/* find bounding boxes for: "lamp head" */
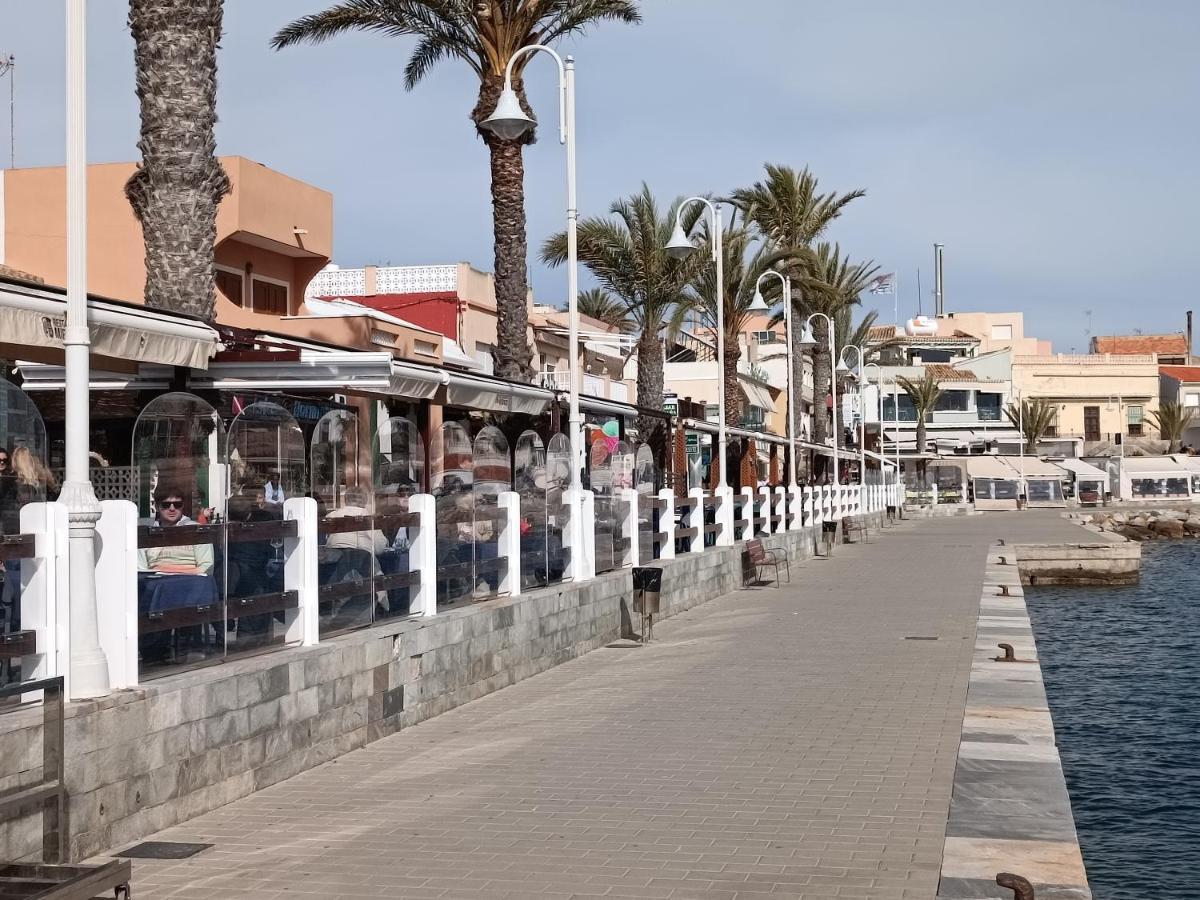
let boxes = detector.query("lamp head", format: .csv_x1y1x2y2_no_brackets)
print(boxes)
835,358,853,379
481,85,536,140
665,220,695,259
796,323,818,350
748,289,770,313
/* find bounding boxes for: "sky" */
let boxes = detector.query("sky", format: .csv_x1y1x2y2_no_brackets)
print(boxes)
2,0,1198,353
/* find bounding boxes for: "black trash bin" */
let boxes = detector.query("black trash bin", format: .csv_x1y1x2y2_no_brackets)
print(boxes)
632,566,663,642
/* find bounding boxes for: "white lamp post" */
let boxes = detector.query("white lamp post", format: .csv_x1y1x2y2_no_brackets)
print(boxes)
63,0,109,699
839,346,867,484
862,362,890,489
796,314,838,482
666,198,734,545
750,271,797,489
482,45,587,575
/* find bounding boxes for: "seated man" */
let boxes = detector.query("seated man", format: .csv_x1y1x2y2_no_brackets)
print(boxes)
138,486,214,575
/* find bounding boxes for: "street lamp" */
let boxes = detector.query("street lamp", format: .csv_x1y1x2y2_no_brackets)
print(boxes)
796,314,839,482
861,362,894,497
665,197,734,545
750,271,797,494
482,45,588,576
840,346,867,485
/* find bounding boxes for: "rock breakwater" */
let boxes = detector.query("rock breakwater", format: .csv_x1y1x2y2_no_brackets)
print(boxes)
1089,508,1200,541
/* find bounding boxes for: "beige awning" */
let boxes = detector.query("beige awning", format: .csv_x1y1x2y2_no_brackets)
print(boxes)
446,372,553,415
0,280,219,369
740,380,774,410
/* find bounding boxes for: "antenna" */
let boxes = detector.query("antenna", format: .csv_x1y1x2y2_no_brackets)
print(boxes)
0,55,12,168
916,269,922,316
1084,308,1093,351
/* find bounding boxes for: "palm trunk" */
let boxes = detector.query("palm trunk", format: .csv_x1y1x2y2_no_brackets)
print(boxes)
812,334,831,477
915,416,927,486
635,329,665,444
723,345,741,426
125,0,230,323
473,75,534,382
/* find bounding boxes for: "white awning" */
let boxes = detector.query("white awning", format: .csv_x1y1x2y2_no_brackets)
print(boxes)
740,381,774,410
202,350,445,400
966,456,1018,479
569,394,637,418
1056,458,1107,479
1120,456,1191,475
445,372,553,415
0,279,219,369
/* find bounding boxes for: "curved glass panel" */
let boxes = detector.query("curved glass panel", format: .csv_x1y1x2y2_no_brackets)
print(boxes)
311,409,376,634
472,426,510,600
515,431,548,590
0,381,50,688
590,432,618,574
226,401,305,654
372,417,425,620
545,433,570,581
132,392,226,675
634,444,657,562
432,422,474,609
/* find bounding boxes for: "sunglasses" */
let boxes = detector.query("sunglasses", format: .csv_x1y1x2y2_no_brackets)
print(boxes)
159,500,184,509
0,458,8,465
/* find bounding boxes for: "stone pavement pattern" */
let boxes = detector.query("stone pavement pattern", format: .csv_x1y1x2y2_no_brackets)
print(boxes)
120,512,1094,899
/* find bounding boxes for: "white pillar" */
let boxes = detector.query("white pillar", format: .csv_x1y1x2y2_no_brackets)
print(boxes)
95,500,137,689
18,502,69,691
757,485,772,534
404,494,437,618
656,488,675,560
774,486,787,532
739,485,755,540
283,496,321,641
62,0,109,699
620,487,639,567
686,487,704,554
497,491,521,596
714,484,734,546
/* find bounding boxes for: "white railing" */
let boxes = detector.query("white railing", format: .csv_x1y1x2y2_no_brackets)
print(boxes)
610,382,630,404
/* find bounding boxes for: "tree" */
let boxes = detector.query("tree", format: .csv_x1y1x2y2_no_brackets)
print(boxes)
1005,397,1057,452
125,0,230,323
575,287,634,333
542,186,703,441
273,1,641,381
896,373,943,485
731,165,866,464
1148,400,1196,453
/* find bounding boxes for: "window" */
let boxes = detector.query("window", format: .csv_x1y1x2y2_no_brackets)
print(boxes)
976,392,1002,422
475,342,495,375
704,404,719,423
934,390,969,412
883,394,917,422
990,324,1013,340
252,278,289,315
751,330,777,343
1127,404,1144,437
1045,406,1059,438
216,268,244,306
1186,393,1200,408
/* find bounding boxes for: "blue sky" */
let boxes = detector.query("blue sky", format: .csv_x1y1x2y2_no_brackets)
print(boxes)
3,0,1198,352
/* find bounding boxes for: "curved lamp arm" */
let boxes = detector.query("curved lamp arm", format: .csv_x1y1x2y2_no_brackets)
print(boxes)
501,44,567,144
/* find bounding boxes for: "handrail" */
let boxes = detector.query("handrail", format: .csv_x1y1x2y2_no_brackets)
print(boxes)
0,676,65,863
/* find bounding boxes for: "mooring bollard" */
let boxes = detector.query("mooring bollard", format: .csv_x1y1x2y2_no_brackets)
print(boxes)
997,555,1008,565
997,584,1011,597
994,643,1017,662
997,872,1035,899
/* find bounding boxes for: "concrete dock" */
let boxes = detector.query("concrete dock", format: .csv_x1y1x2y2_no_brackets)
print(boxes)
114,512,1103,899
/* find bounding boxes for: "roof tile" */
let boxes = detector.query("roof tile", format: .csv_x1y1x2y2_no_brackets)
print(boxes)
1092,333,1188,356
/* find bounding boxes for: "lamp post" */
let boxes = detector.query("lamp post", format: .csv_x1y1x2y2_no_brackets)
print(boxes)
839,346,867,485
482,45,587,576
750,271,797,490
1012,386,1027,509
796,314,838,482
666,198,734,545
862,362,888,487
63,0,109,699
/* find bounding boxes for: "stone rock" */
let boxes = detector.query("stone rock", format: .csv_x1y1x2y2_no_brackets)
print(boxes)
1130,515,1148,527
1152,518,1186,538
1185,517,1200,534
1118,524,1155,542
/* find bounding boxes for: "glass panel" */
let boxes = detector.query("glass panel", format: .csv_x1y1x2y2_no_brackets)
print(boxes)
433,422,474,610
312,410,375,635
373,417,425,620
611,441,634,561
545,434,570,581
132,392,225,676
472,426,510,601
590,431,618,574
226,401,305,655
635,444,657,562
0,381,50,689
515,431,549,590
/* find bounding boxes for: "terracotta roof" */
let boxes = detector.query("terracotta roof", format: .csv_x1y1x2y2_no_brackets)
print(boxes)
1159,365,1200,383
1091,333,1188,356
926,364,979,381
867,325,899,343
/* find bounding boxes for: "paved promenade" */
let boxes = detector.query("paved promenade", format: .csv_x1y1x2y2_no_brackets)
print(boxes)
122,512,1096,899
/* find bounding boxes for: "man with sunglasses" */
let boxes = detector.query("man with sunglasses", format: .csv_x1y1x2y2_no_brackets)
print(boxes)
138,486,214,575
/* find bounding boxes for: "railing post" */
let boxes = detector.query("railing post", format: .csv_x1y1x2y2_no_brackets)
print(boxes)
95,500,137,690
774,486,786,532
403,493,437,618
283,496,321,642
714,484,734,547
656,488,675,560
757,485,772,535
497,491,521,596
686,487,704,554
803,486,814,529
739,485,754,539
580,490,597,579
18,502,69,694
787,486,801,531
620,487,639,567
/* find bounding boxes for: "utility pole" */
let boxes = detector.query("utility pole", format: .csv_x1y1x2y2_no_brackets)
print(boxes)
0,55,13,168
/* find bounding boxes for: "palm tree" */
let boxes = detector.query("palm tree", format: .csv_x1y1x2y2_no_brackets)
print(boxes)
1149,400,1196,453
542,186,703,440
1005,398,1058,452
272,1,641,381
575,287,634,333
896,373,943,485
731,165,866,462
125,0,230,323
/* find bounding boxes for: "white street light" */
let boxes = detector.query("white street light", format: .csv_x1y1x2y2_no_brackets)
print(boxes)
796,322,818,351
840,345,867,486
666,197,734,545
482,45,588,577
805,313,838,482
752,271,796,495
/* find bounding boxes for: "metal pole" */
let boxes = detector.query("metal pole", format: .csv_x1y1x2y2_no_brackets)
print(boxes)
564,56,584,536
829,319,839,482
1017,389,1026,508
64,0,109,699
784,276,797,488
714,207,728,495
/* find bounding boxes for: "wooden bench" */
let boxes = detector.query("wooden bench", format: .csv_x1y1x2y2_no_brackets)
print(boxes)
742,539,790,587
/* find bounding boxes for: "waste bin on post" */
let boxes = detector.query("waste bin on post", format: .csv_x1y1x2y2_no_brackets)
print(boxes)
631,566,663,643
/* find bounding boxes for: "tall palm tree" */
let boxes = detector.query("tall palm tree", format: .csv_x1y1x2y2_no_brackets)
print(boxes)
126,0,230,323
575,287,634,333
273,1,641,381
896,373,942,485
1005,398,1058,452
542,186,703,440
1149,400,1196,453
731,165,866,462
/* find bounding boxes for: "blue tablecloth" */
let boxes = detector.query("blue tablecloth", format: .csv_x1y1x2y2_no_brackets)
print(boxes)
138,571,220,614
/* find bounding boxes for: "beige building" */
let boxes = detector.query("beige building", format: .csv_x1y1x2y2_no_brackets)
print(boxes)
1012,353,1161,445
933,310,1051,356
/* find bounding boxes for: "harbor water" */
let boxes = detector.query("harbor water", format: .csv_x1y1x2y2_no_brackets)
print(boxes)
1027,541,1200,900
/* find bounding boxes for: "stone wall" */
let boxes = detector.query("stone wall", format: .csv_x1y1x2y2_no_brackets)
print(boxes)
1,520,854,863
1014,541,1141,586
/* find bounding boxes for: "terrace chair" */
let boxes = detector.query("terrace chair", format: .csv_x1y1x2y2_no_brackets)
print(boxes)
742,539,790,587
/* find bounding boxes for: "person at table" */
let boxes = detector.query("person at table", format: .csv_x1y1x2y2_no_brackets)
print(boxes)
262,469,285,512
324,486,389,610
138,486,214,575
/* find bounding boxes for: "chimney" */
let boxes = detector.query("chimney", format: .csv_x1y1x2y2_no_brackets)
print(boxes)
1188,310,1194,365
934,244,945,317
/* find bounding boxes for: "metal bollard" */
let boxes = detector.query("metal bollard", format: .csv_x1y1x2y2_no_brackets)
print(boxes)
998,584,1011,597
996,872,1035,899
994,643,1017,662
997,555,1008,565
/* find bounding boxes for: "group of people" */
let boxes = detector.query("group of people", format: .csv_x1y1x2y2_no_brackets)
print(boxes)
1,446,57,641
